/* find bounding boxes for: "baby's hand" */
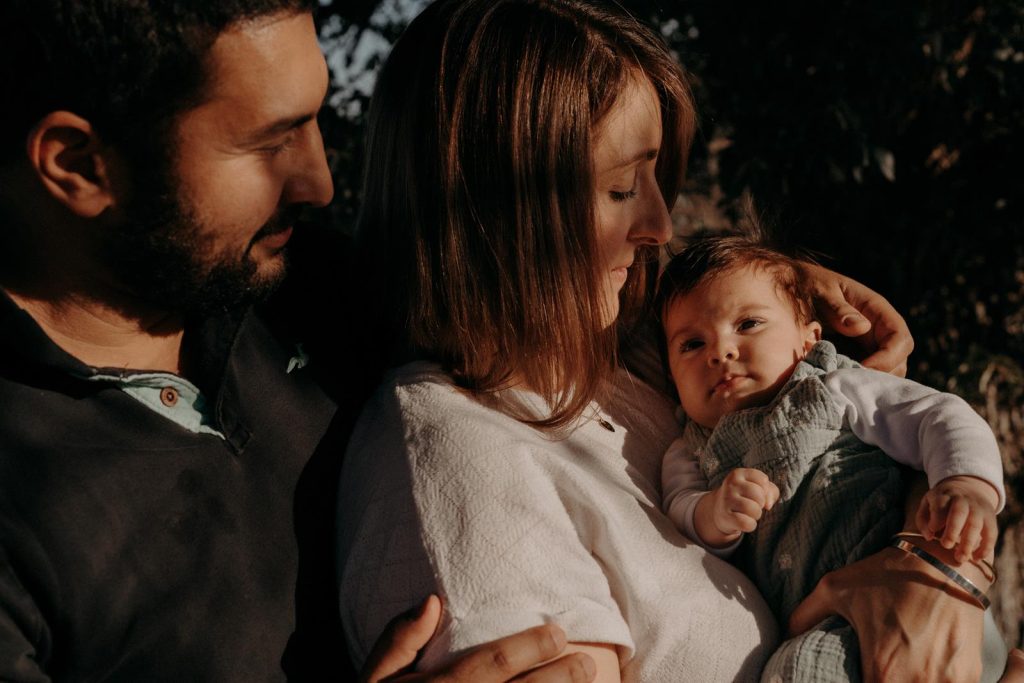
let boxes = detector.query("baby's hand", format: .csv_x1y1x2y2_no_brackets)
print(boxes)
710,468,780,539
916,475,999,563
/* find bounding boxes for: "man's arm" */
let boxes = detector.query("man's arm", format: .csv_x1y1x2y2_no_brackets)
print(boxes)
0,547,52,683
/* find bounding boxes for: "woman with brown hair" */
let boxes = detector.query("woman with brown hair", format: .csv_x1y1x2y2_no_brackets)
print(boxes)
337,1,988,680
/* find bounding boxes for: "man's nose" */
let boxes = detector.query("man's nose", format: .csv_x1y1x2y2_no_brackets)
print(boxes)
284,122,335,208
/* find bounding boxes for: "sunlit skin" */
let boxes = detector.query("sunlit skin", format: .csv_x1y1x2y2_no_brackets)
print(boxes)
169,11,334,287
663,264,821,430
592,74,673,324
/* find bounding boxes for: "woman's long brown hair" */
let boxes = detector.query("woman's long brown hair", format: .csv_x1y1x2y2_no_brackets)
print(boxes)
353,0,696,429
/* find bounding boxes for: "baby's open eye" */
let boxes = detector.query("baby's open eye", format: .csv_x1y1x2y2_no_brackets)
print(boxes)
679,339,704,353
738,318,764,331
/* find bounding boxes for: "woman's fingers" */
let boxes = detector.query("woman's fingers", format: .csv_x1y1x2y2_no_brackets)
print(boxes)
362,595,443,682
512,653,596,683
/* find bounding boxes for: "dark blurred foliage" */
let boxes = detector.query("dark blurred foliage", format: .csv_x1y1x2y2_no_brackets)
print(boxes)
311,0,1023,642
639,1,1023,402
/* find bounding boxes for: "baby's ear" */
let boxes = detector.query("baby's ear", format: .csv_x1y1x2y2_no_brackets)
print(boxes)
803,321,822,353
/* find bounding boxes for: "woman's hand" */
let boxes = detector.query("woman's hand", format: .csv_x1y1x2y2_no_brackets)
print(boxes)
360,595,597,683
804,263,914,376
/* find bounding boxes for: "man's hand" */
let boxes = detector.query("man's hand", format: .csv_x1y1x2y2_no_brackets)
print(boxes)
804,263,914,376
789,476,993,683
695,468,779,547
360,595,597,683
788,545,988,683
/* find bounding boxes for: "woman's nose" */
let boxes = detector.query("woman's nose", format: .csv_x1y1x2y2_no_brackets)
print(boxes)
629,182,673,247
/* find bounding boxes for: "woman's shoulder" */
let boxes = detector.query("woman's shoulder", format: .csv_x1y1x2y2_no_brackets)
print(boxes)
367,361,534,434
347,362,550,471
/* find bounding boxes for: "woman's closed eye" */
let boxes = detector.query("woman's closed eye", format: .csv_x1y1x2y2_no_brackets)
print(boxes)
609,187,638,202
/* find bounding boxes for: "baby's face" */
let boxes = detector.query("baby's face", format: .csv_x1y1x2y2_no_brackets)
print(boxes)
662,264,821,428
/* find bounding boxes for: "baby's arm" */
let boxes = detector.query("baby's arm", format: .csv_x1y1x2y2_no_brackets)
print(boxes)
693,468,780,548
662,437,778,550
823,368,1004,563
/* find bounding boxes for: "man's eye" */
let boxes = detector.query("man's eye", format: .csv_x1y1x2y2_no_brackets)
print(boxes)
738,319,763,331
260,135,295,157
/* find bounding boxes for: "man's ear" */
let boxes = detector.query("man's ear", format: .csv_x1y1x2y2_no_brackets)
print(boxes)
25,111,117,218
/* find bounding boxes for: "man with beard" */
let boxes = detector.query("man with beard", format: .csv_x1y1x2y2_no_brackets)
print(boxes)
0,1,593,681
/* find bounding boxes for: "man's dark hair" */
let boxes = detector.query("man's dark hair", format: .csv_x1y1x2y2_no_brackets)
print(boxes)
0,0,317,162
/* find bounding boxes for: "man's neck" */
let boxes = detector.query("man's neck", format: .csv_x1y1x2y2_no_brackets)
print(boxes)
5,288,187,374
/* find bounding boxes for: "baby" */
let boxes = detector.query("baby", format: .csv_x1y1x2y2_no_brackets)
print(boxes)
656,232,1007,682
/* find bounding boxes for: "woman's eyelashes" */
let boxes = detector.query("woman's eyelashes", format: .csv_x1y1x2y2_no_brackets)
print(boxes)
608,169,639,202
609,187,637,202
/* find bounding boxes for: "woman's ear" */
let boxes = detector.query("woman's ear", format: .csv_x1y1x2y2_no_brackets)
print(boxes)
25,111,117,218
803,320,823,354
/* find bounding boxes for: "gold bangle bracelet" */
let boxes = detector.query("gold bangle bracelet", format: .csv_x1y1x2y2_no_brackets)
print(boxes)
892,531,997,582
891,538,991,609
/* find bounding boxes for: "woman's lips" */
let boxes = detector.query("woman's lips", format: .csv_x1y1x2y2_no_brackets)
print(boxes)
611,264,632,286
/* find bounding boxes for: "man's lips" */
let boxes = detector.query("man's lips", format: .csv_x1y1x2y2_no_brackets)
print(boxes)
256,225,293,251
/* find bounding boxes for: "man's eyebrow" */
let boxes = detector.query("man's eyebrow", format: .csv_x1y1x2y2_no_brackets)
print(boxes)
244,113,316,144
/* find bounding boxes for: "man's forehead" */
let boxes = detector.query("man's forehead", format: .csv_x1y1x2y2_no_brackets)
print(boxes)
195,12,326,128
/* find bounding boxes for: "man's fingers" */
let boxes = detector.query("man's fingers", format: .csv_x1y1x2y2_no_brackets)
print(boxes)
999,648,1024,683
446,624,569,682
816,286,872,339
860,349,909,377
788,574,841,637
513,652,596,683
362,595,443,682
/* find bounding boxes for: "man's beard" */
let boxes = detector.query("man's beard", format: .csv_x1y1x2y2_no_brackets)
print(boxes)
100,161,296,318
